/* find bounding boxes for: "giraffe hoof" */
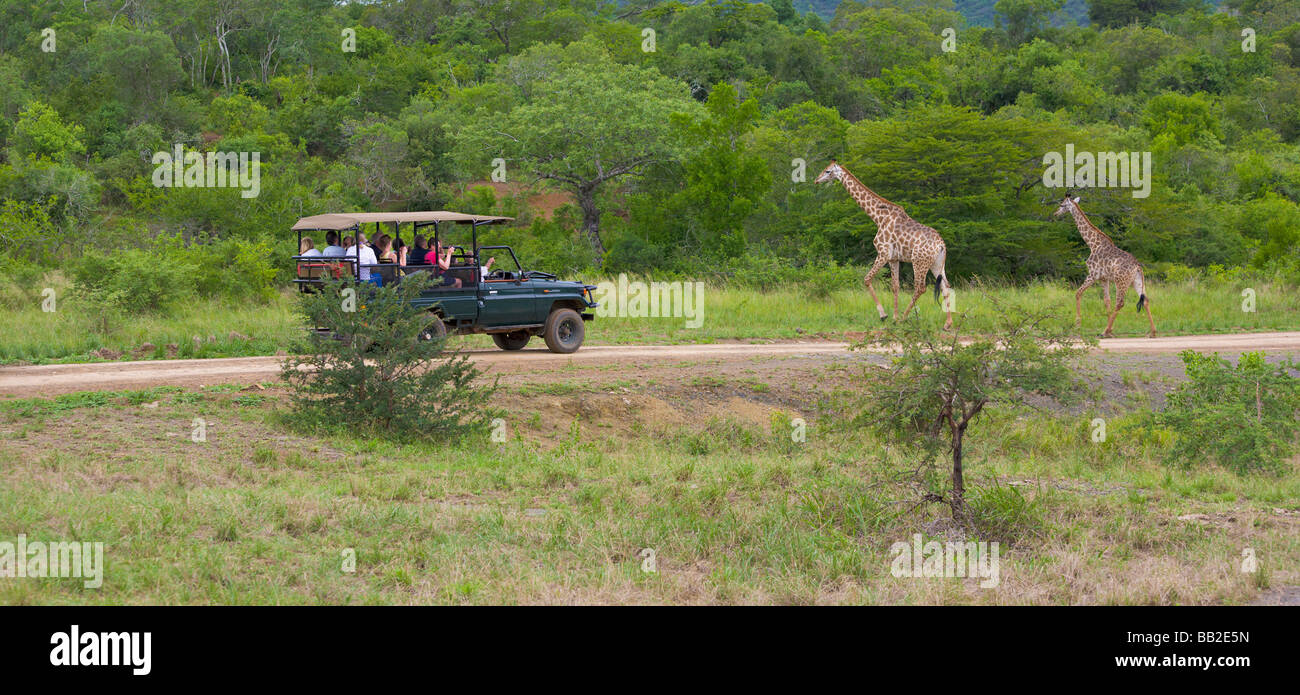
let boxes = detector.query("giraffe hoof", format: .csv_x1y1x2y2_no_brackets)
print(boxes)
1148,332,1157,339
1100,331,1114,339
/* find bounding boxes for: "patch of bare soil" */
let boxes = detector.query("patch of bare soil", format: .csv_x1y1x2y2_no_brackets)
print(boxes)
1251,586,1300,605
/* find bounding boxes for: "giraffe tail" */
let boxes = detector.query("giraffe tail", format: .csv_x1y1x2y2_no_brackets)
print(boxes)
1135,270,1146,312
933,273,945,304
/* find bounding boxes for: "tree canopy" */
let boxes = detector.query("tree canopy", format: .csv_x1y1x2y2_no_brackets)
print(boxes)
0,0,1296,281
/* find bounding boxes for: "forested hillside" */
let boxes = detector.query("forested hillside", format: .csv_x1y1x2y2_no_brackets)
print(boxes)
794,0,1221,26
1,0,1299,301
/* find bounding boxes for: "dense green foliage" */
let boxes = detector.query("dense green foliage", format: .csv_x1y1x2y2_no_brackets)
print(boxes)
281,275,496,439
1157,350,1300,474
1,0,1298,307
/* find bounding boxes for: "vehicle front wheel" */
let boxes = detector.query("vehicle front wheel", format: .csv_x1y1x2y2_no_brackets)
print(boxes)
542,308,584,354
492,331,530,351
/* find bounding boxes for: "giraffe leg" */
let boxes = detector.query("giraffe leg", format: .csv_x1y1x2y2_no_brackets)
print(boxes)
900,265,927,321
933,254,953,331
1100,282,1112,315
863,256,889,322
1103,288,1126,338
889,261,900,320
1134,274,1155,338
1074,276,1097,331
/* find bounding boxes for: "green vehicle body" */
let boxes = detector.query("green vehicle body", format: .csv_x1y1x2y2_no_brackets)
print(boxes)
407,255,598,349
292,211,598,353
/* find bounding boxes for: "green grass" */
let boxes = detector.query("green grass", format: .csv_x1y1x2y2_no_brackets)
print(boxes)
0,385,1295,605
589,276,1300,343
2,275,1296,363
0,291,301,363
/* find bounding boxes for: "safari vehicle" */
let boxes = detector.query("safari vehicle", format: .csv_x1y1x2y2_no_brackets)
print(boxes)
291,211,597,353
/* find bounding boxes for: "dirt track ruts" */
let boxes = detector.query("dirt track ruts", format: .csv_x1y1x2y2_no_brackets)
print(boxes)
2,332,1298,397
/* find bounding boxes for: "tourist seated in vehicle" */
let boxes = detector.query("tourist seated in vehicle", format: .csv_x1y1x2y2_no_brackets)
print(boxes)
406,235,430,265
321,231,344,257
376,235,397,263
480,256,495,281
299,237,322,257
430,241,462,288
353,232,381,286
375,235,402,285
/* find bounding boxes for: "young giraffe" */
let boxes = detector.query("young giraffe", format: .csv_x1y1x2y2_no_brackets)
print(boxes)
814,161,953,330
1054,195,1157,338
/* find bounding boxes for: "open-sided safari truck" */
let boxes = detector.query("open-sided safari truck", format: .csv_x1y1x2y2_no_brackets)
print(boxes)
291,211,597,353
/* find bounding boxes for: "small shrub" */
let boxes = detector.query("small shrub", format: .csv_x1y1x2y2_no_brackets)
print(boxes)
280,274,497,440
1157,351,1300,474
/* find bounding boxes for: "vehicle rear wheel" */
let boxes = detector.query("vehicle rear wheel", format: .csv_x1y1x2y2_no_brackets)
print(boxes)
418,316,448,342
492,331,530,351
543,308,584,354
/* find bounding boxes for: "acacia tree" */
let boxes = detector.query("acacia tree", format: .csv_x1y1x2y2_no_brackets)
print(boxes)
457,51,696,266
855,299,1093,521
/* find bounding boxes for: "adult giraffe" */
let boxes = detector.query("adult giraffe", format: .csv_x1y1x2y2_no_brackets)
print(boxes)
1054,194,1156,338
814,160,953,330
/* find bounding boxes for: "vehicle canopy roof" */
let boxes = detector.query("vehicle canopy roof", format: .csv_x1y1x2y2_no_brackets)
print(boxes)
292,211,514,231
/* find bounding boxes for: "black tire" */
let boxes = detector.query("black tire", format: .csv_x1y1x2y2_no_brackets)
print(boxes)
492,331,530,351
418,316,448,342
543,308,584,354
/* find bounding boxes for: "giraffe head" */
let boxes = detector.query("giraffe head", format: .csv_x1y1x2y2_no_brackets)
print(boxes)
1053,194,1081,218
813,160,845,184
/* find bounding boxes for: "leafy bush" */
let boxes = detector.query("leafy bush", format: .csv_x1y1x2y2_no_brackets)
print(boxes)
280,275,497,439
806,259,860,299
0,196,75,266
1157,351,1300,474
189,236,280,303
71,245,196,313
70,234,279,315
0,256,50,309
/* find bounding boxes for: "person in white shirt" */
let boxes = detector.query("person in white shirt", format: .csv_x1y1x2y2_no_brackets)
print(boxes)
353,232,379,284
479,256,495,281
321,231,345,257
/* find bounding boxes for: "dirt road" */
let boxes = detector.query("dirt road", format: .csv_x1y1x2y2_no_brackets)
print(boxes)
2,332,1298,397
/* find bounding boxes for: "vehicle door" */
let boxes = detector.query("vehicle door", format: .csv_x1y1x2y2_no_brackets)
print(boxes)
479,274,538,327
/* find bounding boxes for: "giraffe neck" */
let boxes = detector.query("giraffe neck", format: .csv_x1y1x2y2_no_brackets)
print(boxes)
1068,204,1113,253
837,169,898,228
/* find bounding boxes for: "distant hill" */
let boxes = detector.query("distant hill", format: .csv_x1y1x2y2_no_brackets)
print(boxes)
790,0,1223,27
788,0,1091,26
950,0,1092,26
